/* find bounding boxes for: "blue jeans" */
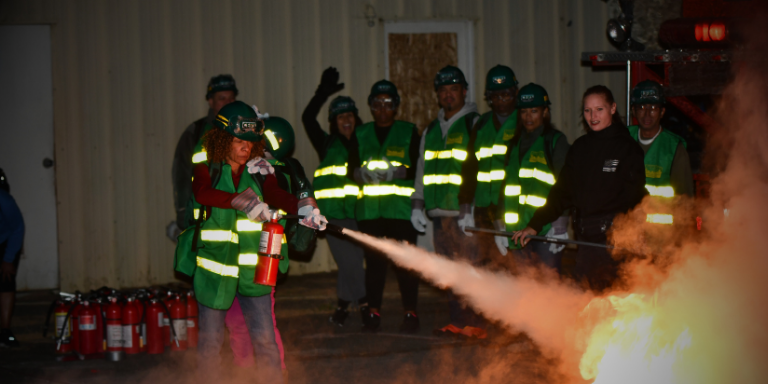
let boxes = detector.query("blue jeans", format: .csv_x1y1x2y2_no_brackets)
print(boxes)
433,216,486,329
197,291,284,384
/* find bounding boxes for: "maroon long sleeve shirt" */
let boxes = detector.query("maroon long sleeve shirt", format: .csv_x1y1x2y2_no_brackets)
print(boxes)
192,163,299,217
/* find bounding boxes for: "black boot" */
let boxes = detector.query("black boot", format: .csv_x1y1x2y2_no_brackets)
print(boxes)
399,313,420,334
360,306,380,333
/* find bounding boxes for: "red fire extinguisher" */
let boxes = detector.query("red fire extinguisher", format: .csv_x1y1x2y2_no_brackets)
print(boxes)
186,291,199,348
137,298,147,353
78,301,99,356
53,299,73,354
104,297,124,360
145,299,165,354
92,298,105,352
256,212,284,286
169,296,188,351
122,297,141,354
161,292,172,347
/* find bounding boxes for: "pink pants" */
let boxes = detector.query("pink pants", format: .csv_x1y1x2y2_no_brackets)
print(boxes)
225,294,286,369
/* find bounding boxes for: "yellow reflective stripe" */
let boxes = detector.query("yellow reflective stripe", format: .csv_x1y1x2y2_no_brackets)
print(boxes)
344,184,359,196
197,256,239,277
424,149,467,161
236,220,262,232
519,195,546,207
390,161,405,167
193,209,200,220
505,212,519,224
282,234,287,244
315,188,347,199
423,174,462,185
264,130,280,150
647,214,673,224
492,144,507,155
519,168,555,185
476,147,493,160
238,254,259,266
362,185,415,197
646,185,674,198
200,230,239,243
366,161,389,170
490,170,505,180
314,164,348,177
505,185,522,196
477,172,491,182
192,151,207,164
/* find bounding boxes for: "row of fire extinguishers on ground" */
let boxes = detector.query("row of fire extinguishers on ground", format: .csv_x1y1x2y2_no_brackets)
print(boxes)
42,287,198,361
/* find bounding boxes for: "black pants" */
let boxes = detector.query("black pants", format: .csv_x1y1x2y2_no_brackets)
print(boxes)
357,218,420,311
573,215,620,293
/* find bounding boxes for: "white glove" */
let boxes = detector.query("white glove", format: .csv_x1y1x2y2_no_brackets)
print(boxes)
361,157,381,185
231,188,271,222
166,221,181,243
546,227,568,253
411,209,427,232
246,157,274,175
376,156,396,182
457,204,474,237
495,236,509,256
298,206,328,230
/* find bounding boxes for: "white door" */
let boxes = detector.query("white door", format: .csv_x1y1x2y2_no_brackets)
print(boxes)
0,26,59,290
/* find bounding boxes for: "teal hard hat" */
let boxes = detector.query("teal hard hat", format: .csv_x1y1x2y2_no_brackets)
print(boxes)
206,74,238,100
516,83,551,108
631,80,665,105
434,65,468,90
368,80,401,107
263,116,295,160
485,65,519,92
328,96,358,120
214,101,264,142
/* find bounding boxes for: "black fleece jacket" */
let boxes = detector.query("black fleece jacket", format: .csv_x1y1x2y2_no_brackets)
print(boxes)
527,122,647,232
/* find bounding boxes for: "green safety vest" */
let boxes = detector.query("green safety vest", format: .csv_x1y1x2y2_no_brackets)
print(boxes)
313,137,358,220
503,131,562,249
355,121,416,221
190,163,289,310
473,111,518,207
628,126,686,225
423,113,479,211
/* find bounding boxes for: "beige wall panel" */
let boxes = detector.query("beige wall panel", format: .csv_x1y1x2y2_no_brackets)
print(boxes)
0,0,626,291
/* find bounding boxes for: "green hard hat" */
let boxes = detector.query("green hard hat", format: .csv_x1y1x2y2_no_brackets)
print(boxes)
214,101,263,142
263,116,295,160
206,74,238,99
328,96,358,120
434,65,468,90
516,83,551,108
631,80,665,105
368,80,401,107
485,65,519,91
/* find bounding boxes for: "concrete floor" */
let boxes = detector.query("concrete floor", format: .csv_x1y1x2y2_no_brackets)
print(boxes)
0,270,564,384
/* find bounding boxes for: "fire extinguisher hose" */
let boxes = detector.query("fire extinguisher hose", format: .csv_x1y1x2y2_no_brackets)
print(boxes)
159,299,180,348
56,301,80,348
465,227,632,252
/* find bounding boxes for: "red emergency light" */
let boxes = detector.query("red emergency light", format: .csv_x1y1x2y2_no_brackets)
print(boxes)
660,18,736,48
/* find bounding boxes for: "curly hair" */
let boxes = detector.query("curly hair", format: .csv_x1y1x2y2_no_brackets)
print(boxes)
202,128,265,164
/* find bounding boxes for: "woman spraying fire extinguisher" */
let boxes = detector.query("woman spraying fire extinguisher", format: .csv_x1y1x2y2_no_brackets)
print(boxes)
175,101,327,383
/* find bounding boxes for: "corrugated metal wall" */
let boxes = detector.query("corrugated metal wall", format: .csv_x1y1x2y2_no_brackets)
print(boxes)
0,0,625,291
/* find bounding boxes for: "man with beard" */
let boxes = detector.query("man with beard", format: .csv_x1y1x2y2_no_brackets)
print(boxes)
411,65,486,339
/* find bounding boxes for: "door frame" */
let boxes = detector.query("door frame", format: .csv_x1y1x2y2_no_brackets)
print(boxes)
383,20,475,102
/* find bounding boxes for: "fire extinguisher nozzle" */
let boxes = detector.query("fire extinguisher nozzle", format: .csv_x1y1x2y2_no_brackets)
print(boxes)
325,223,346,235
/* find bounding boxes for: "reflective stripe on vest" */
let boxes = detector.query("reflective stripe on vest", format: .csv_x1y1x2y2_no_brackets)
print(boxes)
518,168,555,185
424,174,462,185
477,170,505,182
505,212,519,224
646,185,674,198
505,186,545,208
424,149,468,161
362,185,415,197
476,144,507,160
237,220,262,232
200,230,239,243
314,164,348,177
197,256,239,277
315,185,359,199
192,151,207,164
238,253,259,266
647,214,673,225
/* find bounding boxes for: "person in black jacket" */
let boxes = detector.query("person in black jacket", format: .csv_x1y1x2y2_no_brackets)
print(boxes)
301,67,368,327
512,85,647,292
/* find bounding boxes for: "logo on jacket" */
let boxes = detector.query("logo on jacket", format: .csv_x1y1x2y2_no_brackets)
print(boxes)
603,159,619,172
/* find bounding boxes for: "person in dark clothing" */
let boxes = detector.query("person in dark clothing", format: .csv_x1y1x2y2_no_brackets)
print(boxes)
169,74,238,238
347,80,422,333
512,85,647,292
0,169,23,347
301,67,368,327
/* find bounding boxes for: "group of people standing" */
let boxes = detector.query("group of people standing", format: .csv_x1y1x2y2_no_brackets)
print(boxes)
169,63,694,381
